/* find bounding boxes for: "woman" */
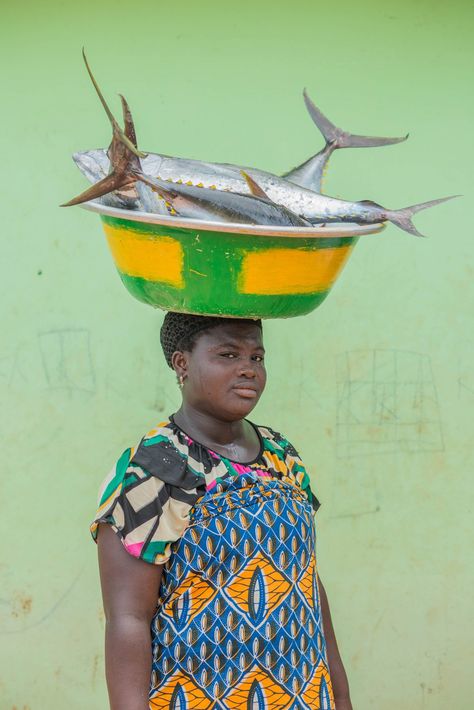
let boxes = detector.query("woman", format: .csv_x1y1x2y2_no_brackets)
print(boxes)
91,313,352,710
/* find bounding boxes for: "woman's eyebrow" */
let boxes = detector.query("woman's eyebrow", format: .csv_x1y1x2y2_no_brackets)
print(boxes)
213,340,265,351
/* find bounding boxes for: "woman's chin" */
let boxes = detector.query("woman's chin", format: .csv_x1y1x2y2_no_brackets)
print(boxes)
216,398,259,421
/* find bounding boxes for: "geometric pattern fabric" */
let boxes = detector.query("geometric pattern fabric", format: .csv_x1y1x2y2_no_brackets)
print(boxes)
149,475,335,709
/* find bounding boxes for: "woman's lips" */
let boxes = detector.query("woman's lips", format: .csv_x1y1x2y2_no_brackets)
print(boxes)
232,386,258,399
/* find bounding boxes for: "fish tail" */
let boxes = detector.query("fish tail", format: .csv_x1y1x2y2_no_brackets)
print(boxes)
386,195,460,237
303,89,408,148
82,48,119,130
82,48,146,158
61,172,130,207
119,94,138,148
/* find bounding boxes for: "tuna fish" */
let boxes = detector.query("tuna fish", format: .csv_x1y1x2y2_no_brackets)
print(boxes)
64,52,458,236
63,53,311,227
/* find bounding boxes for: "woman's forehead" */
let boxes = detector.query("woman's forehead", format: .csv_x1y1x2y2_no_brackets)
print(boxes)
201,321,264,346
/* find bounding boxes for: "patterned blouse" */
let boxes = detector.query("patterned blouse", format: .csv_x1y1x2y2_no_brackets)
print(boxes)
90,416,320,565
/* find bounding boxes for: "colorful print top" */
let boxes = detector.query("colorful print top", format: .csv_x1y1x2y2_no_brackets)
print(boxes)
90,417,320,565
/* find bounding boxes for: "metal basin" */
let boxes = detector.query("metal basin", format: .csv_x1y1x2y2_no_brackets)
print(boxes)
81,201,385,319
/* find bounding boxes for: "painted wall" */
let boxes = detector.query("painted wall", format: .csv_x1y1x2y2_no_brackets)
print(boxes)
1,0,472,707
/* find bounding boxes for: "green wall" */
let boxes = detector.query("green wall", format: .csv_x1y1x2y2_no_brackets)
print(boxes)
1,0,472,707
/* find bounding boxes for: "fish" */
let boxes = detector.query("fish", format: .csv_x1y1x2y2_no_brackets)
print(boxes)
282,89,408,192
63,54,312,227
135,180,169,215
70,67,409,209
73,89,408,199
73,146,457,237
133,152,457,237
137,171,314,227
66,53,458,236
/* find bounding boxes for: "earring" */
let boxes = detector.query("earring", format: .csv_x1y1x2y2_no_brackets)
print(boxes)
178,375,185,389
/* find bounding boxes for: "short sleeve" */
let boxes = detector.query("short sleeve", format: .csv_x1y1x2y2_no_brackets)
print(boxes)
267,428,321,515
90,439,200,565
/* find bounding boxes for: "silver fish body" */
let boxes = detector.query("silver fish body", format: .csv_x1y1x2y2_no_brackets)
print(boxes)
136,172,313,227
74,148,455,235
139,153,373,224
145,155,457,235
75,149,387,224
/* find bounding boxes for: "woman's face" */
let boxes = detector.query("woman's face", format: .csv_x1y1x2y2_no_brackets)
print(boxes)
173,321,266,421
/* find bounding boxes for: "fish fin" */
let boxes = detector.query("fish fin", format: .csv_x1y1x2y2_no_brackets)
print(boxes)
119,94,138,149
386,195,460,237
241,171,270,199
61,172,130,207
303,89,408,148
135,173,177,203
82,48,146,158
82,48,119,131
135,180,170,215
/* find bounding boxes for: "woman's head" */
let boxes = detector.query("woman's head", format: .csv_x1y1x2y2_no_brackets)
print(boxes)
160,313,266,421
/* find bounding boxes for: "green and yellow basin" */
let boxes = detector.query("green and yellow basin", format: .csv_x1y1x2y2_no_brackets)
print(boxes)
81,201,385,319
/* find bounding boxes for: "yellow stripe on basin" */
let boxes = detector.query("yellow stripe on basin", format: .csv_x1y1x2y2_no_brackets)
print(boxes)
240,245,353,295
103,223,184,287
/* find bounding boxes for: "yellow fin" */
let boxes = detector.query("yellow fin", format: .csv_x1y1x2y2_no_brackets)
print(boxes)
241,171,269,200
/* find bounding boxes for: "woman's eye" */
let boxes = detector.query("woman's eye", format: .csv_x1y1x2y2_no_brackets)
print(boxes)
218,352,264,361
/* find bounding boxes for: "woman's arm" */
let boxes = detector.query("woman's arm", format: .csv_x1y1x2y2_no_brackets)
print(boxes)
318,575,353,710
97,523,164,710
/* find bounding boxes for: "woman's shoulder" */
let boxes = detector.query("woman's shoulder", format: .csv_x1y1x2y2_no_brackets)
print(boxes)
256,422,320,514
127,418,204,488
254,422,302,461
96,418,203,502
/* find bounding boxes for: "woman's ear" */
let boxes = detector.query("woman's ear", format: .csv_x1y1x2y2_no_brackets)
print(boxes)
171,350,188,378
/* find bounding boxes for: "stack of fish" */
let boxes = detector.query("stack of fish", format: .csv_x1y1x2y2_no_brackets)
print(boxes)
63,51,456,237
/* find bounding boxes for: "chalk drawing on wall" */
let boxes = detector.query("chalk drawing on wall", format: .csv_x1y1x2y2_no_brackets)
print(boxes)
38,329,95,394
336,349,444,458
0,346,30,389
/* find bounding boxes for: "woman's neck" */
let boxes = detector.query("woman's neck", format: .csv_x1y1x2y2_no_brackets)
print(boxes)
173,403,247,447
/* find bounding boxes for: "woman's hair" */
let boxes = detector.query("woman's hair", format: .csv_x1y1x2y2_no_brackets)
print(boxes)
160,312,262,368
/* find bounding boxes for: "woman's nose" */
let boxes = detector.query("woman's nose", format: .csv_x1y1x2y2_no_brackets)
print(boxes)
238,360,257,377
